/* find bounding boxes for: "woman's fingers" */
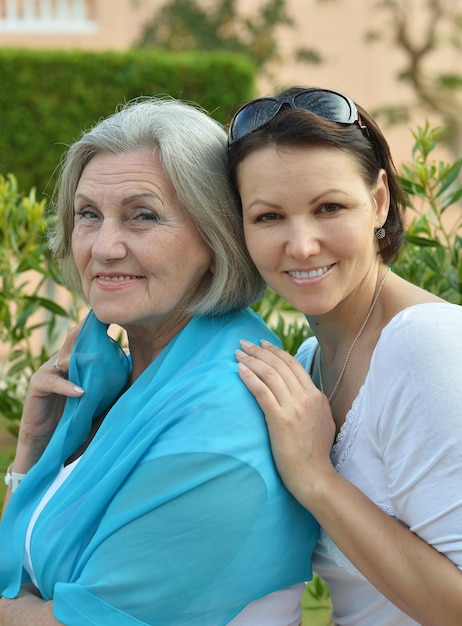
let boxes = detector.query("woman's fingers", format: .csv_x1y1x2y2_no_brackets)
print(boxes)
38,321,86,396
38,364,85,397
236,339,336,466
236,339,316,399
235,340,321,435
237,359,285,416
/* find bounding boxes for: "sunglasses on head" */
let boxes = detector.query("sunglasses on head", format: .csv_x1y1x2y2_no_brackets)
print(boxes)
228,88,368,146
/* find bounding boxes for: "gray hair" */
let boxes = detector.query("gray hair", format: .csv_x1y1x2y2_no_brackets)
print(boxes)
48,97,265,315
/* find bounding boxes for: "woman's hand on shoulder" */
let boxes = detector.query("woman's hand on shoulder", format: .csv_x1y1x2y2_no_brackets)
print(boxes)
236,340,336,506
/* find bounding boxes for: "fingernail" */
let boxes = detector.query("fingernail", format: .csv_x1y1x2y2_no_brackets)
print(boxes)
240,340,253,348
73,386,85,394
260,339,273,347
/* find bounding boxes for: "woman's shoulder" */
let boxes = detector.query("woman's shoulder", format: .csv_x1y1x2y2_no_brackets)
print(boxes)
372,301,462,384
295,335,318,370
381,301,462,343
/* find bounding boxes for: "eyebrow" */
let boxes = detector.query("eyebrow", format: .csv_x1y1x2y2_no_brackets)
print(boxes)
246,199,280,211
310,188,348,203
122,193,161,206
74,192,161,205
246,188,349,211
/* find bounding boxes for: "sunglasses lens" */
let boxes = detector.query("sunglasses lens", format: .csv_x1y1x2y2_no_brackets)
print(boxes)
229,90,360,145
293,91,356,124
230,99,281,143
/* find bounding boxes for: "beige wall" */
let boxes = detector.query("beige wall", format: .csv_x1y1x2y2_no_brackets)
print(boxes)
257,0,462,168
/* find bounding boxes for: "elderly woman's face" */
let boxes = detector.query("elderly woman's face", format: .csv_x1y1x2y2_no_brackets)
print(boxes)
72,150,214,336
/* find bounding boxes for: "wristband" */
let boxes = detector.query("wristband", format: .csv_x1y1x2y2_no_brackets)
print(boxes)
4,463,26,493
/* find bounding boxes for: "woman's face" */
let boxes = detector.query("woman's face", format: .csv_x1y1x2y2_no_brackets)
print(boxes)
236,144,389,317
72,150,214,337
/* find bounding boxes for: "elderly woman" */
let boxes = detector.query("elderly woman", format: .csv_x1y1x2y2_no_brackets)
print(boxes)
0,98,318,625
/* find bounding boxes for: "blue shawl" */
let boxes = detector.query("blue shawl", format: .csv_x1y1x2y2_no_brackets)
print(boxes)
0,309,318,625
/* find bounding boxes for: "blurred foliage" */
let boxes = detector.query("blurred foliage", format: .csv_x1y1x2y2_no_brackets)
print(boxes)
0,48,255,199
136,0,292,71
252,288,312,355
301,573,333,625
363,0,462,158
135,0,324,81
393,123,462,303
0,174,81,434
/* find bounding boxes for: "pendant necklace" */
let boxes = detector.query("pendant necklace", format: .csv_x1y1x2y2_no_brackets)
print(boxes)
318,267,390,404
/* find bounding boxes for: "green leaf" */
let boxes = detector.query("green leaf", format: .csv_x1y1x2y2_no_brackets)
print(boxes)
404,235,441,247
436,160,462,196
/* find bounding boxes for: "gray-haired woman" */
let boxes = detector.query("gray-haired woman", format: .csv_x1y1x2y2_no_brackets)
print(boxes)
0,97,319,626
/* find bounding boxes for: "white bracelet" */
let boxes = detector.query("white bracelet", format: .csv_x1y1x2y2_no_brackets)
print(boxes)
4,463,26,493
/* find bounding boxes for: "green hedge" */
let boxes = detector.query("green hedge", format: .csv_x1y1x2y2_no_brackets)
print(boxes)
0,48,256,197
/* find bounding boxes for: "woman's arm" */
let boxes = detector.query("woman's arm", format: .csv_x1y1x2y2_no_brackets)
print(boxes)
0,585,62,626
2,325,84,518
236,339,462,626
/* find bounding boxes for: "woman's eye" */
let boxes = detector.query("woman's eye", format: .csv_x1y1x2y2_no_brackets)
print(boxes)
255,212,282,223
132,210,161,223
74,208,99,222
318,203,341,214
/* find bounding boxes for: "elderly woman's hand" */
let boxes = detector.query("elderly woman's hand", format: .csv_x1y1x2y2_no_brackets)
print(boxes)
13,322,85,473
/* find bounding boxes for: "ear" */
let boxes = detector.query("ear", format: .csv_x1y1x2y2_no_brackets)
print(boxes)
372,169,390,228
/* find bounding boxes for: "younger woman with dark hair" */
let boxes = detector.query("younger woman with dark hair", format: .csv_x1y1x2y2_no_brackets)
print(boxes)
229,86,462,626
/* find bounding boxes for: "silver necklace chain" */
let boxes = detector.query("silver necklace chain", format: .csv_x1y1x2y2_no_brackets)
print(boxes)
319,267,390,404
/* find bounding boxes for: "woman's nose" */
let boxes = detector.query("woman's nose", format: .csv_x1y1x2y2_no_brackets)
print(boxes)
91,219,128,261
285,222,320,259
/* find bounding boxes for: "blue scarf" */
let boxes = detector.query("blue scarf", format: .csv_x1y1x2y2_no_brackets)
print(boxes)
0,309,318,625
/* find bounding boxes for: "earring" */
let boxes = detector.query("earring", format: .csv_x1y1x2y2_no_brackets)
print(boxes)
375,226,386,240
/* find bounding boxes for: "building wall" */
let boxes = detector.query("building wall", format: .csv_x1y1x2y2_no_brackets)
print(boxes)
0,0,457,165
0,0,156,49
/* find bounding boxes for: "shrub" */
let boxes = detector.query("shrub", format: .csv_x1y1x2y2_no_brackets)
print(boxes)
0,174,81,434
0,49,255,198
393,122,462,302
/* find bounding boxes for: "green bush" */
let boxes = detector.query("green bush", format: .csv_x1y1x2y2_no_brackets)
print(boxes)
0,174,81,433
393,122,462,302
0,48,255,198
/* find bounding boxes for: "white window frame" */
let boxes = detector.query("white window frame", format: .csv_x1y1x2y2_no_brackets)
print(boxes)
0,0,98,34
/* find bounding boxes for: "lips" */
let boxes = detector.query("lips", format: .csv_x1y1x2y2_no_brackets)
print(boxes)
288,265,330,280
